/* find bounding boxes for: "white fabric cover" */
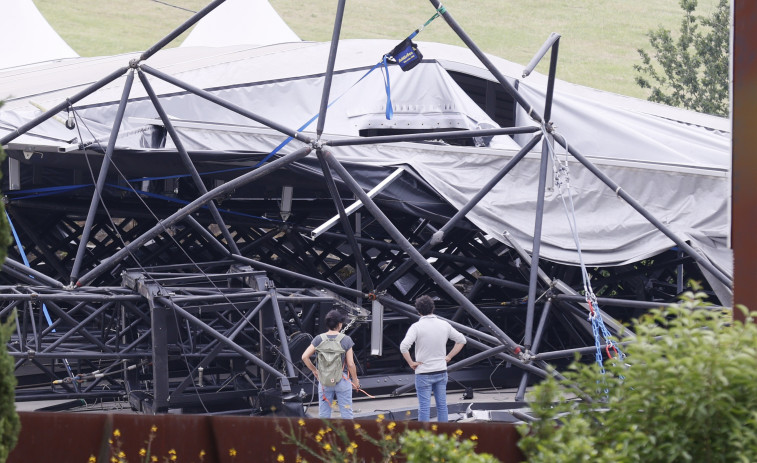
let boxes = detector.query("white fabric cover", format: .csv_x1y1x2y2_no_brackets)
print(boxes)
180,0,300,48
0,40,731,274
1,0,78,69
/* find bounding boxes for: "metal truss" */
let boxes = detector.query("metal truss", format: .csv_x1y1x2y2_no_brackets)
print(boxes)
0,0,730,413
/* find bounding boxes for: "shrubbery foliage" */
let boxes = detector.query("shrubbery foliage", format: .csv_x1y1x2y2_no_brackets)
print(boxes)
519,291,757,462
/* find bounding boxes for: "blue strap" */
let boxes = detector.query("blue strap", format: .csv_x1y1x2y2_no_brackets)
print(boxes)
382,55,393,120
256,60,386,166
6,211,55,329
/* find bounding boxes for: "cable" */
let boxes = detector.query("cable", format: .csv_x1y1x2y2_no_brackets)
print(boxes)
150,0,197,13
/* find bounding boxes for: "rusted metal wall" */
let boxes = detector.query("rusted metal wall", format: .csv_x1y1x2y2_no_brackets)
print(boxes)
733,0,757,320
9,412,524,463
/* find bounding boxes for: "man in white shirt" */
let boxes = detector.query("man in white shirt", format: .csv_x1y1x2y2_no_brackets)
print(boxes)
400,295,466,422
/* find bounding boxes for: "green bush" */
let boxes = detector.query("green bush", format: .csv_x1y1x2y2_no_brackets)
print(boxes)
0,116,19,463
400,429,499,463
518,290,757,462
0,313,19,463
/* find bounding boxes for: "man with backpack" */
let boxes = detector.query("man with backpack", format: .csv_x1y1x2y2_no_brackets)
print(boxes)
400,295,466,422
302,309,360,418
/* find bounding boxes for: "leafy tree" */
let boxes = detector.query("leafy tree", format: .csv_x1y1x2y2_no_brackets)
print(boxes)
634,0,730,116
518,290,757,462
0,101,20,463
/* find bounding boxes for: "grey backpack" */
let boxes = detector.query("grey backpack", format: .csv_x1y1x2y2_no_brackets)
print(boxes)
315,333,346,386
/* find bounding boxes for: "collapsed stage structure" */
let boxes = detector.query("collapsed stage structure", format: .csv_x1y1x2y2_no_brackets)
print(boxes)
0,0,731,415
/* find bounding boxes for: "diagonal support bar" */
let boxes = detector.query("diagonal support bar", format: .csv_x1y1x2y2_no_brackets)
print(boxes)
322,148,521,352
70,69,136,284
139,70,240,254
0,66,129,147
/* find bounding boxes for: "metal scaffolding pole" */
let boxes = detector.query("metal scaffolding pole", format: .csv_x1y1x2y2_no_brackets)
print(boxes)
316,0,346,138
70,70,136,284
139,0,226,62
428,0,543,124
524,139,551,351
140,65,310,142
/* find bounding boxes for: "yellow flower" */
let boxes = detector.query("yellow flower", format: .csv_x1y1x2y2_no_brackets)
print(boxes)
385,435,393,441
110,457,118,463
199,450,206,458
229,448,238,457
169,449,176,455
113,429,121,437
387,422,396,431
376,414,385,422
350,442,358,449
405,410,412,416
151,457,158,463
390,451,396,456
347,447,354,455
318,428,326,436
323,443,332,451
296,457,303,463
431,424,438,431
139,448,147,456
170,456,177,462
88,456,96,463
118,451,126,458
277,454,285,462
315,434,323,442
470,435,478,441
353,423,361,430
150,425,158,433
108,439,113,445
326,427,332,433
454,429,463,436
298,418,306,427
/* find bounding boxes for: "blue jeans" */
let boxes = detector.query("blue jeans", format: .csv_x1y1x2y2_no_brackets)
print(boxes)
318,377,353,418
415,372,448,422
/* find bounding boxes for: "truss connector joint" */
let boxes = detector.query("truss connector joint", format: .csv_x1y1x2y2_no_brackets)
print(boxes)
518,348,534,364
430,230,445,246
26,349,35,360
128,59,141,69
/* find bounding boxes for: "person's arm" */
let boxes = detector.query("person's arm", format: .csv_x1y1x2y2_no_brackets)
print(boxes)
400,325,422,370
445,342,465,363
402,351,422,370
345,347,359,389
445,324,467,363
302,344,318,381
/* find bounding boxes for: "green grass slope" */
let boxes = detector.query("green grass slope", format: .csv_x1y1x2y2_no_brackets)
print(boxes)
34,0,719,99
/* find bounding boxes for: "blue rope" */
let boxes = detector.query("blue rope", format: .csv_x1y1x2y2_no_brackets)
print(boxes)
6,211,55,329
381,55,393,120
